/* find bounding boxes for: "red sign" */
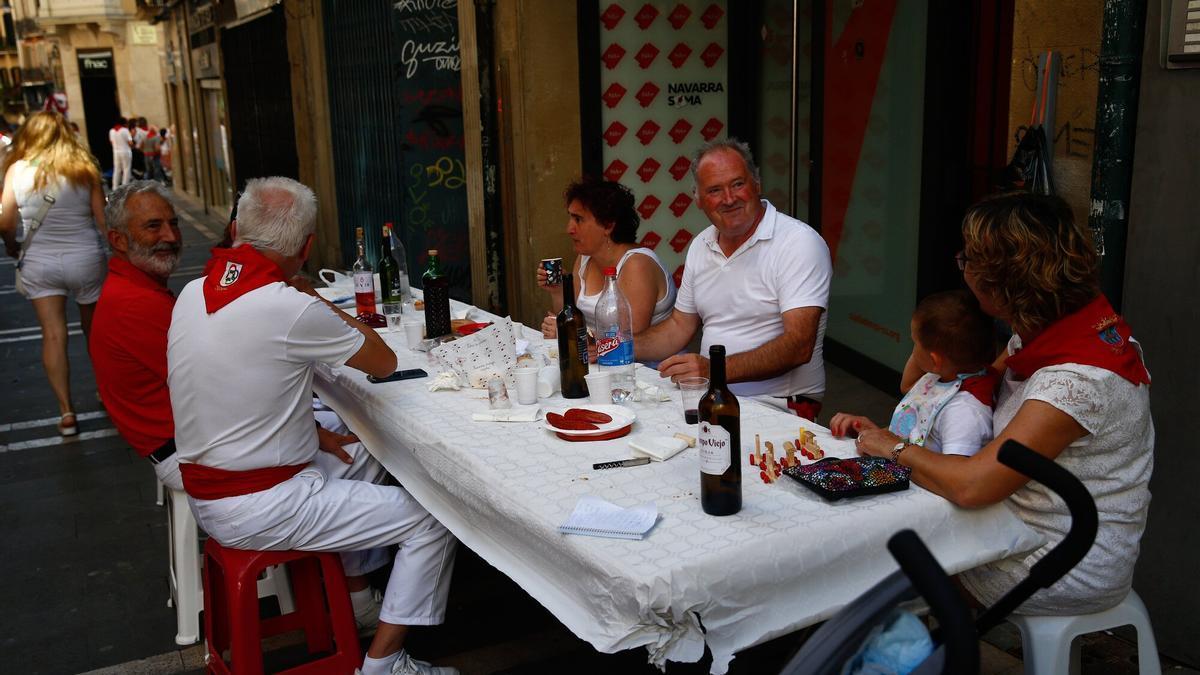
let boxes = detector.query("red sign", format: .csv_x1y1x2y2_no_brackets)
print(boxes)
673,264,686,288
602,82,627,108
668,43,693,68
603,121,628,147
701,4,725,29
635,82,660,107
700,43,725,68
668,4,692,29
637,195,662,220
596,336,621,357
634,43,660,69
637,157,661,182
639,231,662,249
600,4,626,30
669,228,694,253
601,43,626,70
669,193,693,217
634,3,659,29
604,159,629,182
636,119,661,145
669,156,691,181
668,119,693,144
700,117,724,141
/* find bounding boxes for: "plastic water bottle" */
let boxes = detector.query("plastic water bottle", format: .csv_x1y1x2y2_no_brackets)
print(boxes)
387,222,412,303
595,266,635,403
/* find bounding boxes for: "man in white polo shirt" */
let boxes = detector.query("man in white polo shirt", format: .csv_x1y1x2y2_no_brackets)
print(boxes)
635,138,832,419
168,177,457,675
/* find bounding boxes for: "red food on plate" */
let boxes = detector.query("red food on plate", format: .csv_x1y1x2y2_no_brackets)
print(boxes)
546,412,598,431
564,408,613,424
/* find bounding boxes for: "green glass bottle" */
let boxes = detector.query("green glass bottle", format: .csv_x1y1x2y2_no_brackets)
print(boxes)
422,249,452,338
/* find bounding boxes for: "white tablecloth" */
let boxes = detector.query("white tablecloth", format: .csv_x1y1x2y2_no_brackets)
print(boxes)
313,310,1041,674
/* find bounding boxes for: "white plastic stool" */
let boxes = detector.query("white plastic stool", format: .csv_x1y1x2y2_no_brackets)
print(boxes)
1008,589,1161,675
165,487,296,645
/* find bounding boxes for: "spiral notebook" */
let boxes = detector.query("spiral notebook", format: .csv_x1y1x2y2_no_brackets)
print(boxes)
558,495,659,540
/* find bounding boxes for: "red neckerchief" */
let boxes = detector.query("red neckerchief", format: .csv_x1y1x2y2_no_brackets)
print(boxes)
113,124,124,131
180,462,309,500
1006,295,1150,386
959,367,1001,408
202,245,288,314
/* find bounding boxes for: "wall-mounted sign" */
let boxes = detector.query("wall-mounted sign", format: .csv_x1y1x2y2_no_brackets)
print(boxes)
192,43,220,79
78,51,114,78
132,23,158,45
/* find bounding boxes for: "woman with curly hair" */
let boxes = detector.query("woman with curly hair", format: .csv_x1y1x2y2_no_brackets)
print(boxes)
854,192,1153,614
536,176,677,355
0,111,108,435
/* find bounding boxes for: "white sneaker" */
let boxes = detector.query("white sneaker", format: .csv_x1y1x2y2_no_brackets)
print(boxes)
352,588,383,630
391,651,459,675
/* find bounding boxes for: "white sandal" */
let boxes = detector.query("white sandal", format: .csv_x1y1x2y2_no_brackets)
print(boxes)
58,413,79,437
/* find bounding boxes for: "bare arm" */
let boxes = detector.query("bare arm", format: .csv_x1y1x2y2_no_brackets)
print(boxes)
616,254,665,334
90,180,107,240
857,399,1087,508
635,308,700,363
0,168,17,257
291,280,396,378
726,306,822,383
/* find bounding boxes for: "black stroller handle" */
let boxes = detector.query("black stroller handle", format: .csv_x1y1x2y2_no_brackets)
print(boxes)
888,530,979,675
974,440,1099,633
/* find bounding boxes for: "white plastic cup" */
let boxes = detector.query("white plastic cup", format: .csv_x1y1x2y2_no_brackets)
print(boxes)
513,367,539,405
537,365,559,398
403,321,424,349
584,372,612,406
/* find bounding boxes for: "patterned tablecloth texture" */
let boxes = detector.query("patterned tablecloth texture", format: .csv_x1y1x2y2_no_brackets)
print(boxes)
314,301,1041,674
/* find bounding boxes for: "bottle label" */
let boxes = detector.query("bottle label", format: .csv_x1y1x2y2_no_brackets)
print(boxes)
699,421,732,475
354,271,374,294
574,328,590,365
596,331,633,366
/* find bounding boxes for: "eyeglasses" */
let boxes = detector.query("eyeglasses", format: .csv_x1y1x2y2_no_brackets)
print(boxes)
954,251,971,271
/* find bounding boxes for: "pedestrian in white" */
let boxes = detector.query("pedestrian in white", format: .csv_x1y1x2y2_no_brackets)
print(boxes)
167,177,458,675
109,117,133,189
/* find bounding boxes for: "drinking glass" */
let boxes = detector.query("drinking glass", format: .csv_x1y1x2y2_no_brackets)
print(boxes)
383,301,404,332
678,377,709,425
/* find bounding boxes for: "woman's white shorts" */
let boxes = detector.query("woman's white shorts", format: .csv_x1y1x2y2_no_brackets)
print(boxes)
18,249,107,304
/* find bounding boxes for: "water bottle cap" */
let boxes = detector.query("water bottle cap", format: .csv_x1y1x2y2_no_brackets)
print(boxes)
604,266,617,276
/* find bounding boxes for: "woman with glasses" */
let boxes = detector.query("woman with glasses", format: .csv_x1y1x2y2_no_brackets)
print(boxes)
856,192,1153,615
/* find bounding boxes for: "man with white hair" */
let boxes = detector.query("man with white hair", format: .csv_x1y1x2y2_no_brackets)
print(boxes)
168,177,458,675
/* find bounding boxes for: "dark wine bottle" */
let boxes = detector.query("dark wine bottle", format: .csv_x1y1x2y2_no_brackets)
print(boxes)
699,345,741,516
379,223,402,303
557,273,590,399
422,249,452,338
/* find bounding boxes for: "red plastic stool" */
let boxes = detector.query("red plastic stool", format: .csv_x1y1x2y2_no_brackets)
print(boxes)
202,538,361,674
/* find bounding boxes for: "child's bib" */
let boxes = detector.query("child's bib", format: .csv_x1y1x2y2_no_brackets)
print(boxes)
888,371,985,447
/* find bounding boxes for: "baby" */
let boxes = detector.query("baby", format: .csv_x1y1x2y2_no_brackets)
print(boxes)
831,290,998,457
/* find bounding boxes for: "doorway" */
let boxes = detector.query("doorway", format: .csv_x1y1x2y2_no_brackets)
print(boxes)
200,81,234,213
77,50,119,174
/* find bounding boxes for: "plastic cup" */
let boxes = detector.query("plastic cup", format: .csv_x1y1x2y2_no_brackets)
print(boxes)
383,301,404,332
514,367,539,405
584,372,612,405
537,365,560,398
403,321,424,349
678,377,709,425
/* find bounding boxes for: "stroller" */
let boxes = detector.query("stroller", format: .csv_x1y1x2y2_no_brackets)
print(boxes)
780,440,1099,675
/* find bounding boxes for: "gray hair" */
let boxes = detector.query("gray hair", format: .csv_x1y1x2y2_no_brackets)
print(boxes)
234,177,317,257
690,137,762,193
105,180,175,235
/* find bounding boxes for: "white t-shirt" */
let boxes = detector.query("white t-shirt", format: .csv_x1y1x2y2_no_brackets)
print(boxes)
924,391,993,456
10,159,102,256
109,127,132,155
675,200,831,398
132,126,148,149
167,279,365,471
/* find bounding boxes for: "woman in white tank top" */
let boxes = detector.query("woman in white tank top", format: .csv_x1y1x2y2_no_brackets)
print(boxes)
536,178,677,362
0,112,108,436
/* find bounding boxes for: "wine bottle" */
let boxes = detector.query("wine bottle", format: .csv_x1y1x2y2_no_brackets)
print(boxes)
379,223,402,303
422,249,452,338
352,227,375,317
556,273,590,399
699,345,741,516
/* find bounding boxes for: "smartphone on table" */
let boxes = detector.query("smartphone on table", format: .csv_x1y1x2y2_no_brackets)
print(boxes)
367,369,428,384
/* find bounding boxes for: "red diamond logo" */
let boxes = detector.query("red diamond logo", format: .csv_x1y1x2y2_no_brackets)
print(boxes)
668,4,692,29
673,264,686,288
668,156,691,181
600,4,626,30
638,195,662,220
601,43,626,70
604,159,629,182
639,231,662,249
668,43,692,68
668,119,693,144
669,228,693,253
636,120,661,145
637,158,661,182
634,43,660,69
700,43,725,68
602,82,627,108
669,193,693,217
700,117,724,141
635,82,660,107
701,4,725,29
603,121,628,147
634,4,659,29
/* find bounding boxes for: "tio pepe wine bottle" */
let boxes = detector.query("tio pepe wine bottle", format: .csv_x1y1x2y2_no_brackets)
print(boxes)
699,344,741,516
556,273,590,399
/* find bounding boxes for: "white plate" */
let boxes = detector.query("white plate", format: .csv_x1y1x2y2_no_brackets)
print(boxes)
543,404,637,437
315,286,355,308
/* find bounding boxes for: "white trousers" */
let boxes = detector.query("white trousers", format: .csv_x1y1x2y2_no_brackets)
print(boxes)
189,433,456,625
112,152,132,189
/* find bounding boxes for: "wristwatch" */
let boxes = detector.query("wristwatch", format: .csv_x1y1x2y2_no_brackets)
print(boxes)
890,441,908,463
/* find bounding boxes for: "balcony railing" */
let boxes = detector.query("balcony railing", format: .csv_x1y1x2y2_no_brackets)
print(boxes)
35,0,131,24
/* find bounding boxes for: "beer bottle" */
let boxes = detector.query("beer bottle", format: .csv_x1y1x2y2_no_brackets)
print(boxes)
422,249,452,338
699,345,741,516
352,227,375,317
378,223,402,303
556,273,590,399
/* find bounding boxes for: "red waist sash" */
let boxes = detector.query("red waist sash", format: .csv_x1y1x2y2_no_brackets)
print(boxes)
180,462,309,500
